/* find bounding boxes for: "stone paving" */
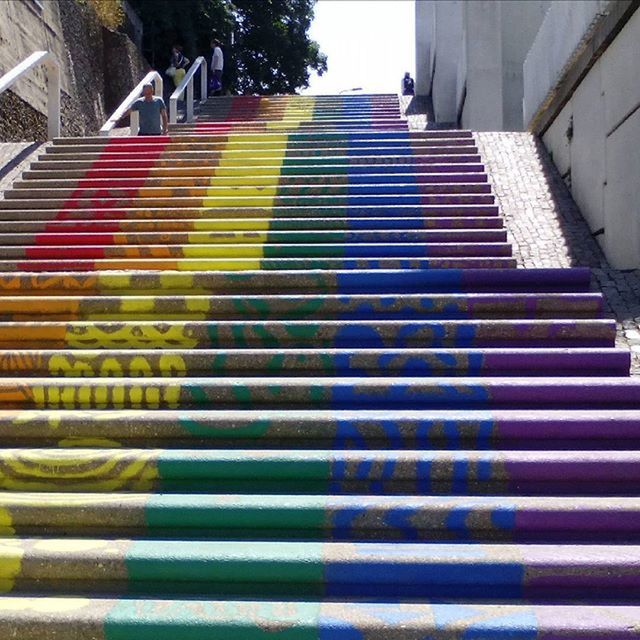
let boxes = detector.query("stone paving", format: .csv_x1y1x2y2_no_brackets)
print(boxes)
475,132,640,373
0,142,43,197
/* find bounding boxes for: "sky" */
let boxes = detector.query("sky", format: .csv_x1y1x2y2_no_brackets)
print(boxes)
302,0,416,96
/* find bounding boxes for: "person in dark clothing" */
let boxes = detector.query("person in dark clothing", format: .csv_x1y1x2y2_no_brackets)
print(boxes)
402,72,415,96
129,83,168,136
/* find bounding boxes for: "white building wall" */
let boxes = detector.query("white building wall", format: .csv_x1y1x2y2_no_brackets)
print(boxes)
414,0,434,96
500,1,550,130
460,0,503,130
431,1,463,123
534,8,640,268
523,0,610,127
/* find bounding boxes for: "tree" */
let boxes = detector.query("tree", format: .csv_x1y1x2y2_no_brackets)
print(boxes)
127,0,326,94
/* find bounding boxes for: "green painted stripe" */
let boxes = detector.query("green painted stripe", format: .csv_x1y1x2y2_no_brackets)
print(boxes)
105,599,321,640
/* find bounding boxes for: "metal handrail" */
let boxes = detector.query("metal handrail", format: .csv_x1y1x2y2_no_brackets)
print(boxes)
0,51,60,139
169,56,208,124
99,70,163,136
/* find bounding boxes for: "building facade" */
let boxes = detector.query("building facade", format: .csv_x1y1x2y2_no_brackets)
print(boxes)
416,1,640,269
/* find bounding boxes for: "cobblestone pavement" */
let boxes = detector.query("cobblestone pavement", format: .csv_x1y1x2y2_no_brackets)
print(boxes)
477,132,640,373
0,142,43,198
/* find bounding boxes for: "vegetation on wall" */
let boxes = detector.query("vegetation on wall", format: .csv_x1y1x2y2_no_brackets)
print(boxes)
77,0,125,30
127,0,327,94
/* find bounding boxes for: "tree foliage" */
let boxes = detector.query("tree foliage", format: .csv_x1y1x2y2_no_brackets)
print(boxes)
127,0,326,94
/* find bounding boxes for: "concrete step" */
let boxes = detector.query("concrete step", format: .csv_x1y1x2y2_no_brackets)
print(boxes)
0,216,504,234
2,446,640,493
0,408,636,449
16,171,490,187
47,138,477,152
1,408,636,449
0,240,511,257
42,145,477,159
0,538,638,599
0,348,626,377
24,162,488,177
5,182,494,199
0,319,614,348
0,193,497,209
0,268,593,295
32,156,484,170
53,130,473,144
0,376,636,410
0,598,637,639
3,493,640,541
0,229,507,246
0,204,501,221
2,257,518,272
0,292,603,320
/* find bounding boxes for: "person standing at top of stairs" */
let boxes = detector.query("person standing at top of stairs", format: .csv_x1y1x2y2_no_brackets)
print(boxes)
210,38,224,95
128,82,168,136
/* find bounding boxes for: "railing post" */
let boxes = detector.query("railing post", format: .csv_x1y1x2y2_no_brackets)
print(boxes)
130,111,139,136
187,81,194,122
170,97,178,125
201,61,208,103
45,57,61,139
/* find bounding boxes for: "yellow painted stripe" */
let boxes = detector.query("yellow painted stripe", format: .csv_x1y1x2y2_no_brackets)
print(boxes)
191,219,271,231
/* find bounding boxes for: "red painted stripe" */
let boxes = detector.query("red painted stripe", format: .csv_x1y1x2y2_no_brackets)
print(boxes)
43,221,122,233
25,246,108,258
33,234,116,247
54,137,168,222
17,260,97,271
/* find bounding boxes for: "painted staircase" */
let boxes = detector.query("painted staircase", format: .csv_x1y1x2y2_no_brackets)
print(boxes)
0,93,638,637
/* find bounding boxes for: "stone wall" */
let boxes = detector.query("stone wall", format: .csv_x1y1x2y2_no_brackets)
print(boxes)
0,0,149,141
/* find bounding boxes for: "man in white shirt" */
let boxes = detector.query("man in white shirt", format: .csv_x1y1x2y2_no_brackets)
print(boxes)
210,39,224,95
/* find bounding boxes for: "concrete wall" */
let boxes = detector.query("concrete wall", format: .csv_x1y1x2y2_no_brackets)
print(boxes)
523,0,610,127
0,0,148,141
415,0,549,130
500,1,550,130
537,8,640,268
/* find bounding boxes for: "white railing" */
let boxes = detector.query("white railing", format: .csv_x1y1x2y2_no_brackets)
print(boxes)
0,51,60,139
99,70,163,136
169,56,208,124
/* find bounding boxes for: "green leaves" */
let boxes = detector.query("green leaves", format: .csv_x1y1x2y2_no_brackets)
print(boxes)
128,0,326,94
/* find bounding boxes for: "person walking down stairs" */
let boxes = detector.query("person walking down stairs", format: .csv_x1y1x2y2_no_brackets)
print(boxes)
128,82,168,135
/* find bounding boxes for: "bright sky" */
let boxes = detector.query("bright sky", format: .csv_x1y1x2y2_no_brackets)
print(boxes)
303,0,416,95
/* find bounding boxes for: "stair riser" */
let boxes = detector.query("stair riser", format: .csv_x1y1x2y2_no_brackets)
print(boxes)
0,449,640,494
2,494,640,541
0,268,593,295
0,293,603,320
1,377,637,410
5,240,510,255
0,195,497,209
0,205,501,221
6,183,494,199
0,349,626,378
0,320,614,349
17,173,490,187
0,410,637,450
0,258,520,272
56,130,473,145
47,139,477,152
5,217,505,234
0,599,637,640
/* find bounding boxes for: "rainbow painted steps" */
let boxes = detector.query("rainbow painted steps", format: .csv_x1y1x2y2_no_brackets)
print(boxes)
0,92,637,637
2,598,639,640
0,409,638,449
